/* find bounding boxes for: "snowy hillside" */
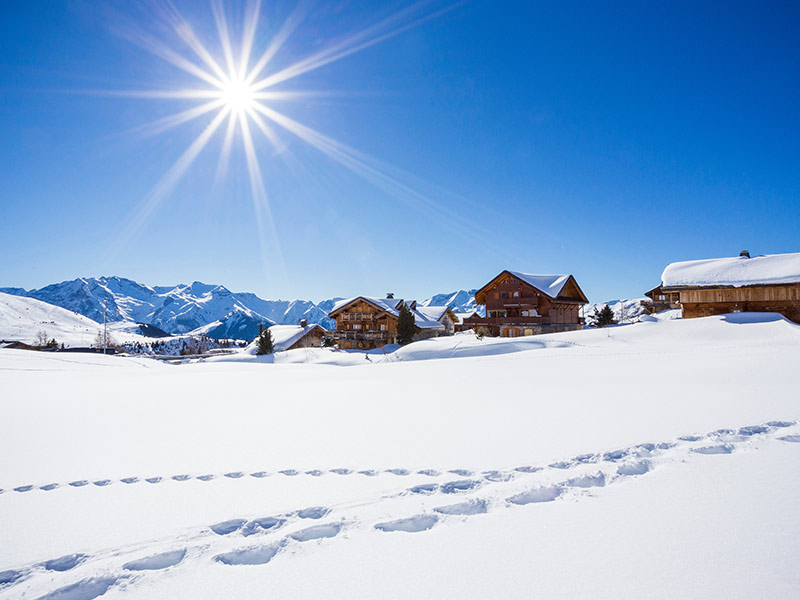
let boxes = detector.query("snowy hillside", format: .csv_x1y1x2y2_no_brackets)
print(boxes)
2,313,800,598
0,291,151,347
582,298,652,324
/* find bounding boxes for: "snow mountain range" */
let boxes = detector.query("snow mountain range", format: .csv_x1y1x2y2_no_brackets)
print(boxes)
0,277,486,341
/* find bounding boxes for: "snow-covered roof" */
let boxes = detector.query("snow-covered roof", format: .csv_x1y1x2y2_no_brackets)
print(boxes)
268,324,324,352
415,306,450,322
506,272,571,299
452,311,478,325
661,252,800,288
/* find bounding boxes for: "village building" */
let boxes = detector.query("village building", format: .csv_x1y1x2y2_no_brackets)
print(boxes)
453,310,480,332
642,285,681,314
269,322,326,351
647,250,800,323
327,296,457,350
463,270,588,337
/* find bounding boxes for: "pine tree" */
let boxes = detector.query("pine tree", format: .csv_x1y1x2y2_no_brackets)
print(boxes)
396,303,416,345
257,327,274,355
590,304,617,328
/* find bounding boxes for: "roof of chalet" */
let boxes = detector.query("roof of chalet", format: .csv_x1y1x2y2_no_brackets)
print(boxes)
474,270,588,303
415,306,454,322
661,252,800,289
268,324,324,352
329,296,444,330
452,311,478,324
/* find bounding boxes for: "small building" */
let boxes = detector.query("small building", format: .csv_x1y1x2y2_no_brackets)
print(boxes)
327,296,454,349
463,270,588,337
269,323,326,351
643,285,681,314
452,310,480,333
648,250,800,323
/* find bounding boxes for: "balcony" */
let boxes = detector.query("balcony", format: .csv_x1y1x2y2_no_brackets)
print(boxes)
340,313,376,322
325,330,388,341
465,315,550,326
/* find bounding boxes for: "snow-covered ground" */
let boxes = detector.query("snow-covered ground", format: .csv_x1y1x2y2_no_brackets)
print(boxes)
2,313,800,598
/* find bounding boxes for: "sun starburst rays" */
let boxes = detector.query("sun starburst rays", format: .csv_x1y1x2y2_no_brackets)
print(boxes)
109,0,480,278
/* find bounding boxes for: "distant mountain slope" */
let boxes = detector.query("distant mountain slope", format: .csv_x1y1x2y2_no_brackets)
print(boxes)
3,277,336,338
420,289,481,314
0,291,150,347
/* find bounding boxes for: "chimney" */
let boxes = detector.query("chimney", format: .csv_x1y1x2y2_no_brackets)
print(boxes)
386,292,394,299
739,250,750,258
299,319,308,327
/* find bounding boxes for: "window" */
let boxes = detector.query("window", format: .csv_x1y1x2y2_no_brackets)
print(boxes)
380,324,386,331
658,294,665,301
509,329,518,337
501,292,507,299
351,324,361,330
522,310,528,317
513,291,519,298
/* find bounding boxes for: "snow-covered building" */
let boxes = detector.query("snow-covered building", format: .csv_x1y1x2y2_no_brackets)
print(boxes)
327,296,456,349
649,250,800,322
268,324,326,352
463,270,588,337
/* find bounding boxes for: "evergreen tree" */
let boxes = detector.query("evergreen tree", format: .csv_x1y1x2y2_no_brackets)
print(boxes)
396,303,416,345
590,304,617,328
257,327,274,355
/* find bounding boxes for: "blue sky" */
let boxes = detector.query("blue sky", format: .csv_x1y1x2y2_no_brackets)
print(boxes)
1,1,798,303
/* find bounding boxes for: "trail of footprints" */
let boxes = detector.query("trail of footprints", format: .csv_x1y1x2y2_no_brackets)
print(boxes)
1,420,799,599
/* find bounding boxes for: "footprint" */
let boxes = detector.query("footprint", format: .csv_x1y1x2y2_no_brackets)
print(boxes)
434,499,488,516
656,442,675,450
40,483,59,491
692,444,733,455
279,469,299,476
483,470,514,482
44,553,88,572
93,479,112,487
548,461,572,470
38,576,121,600
566,473,606,488
224,472,244,479
171,474,191,482
637,443,656,452
417,469,439,477
289,523,342,542
241,517,286,537
214,541,284,566
120,477,139,484
297,506,330,520
386,469,410,476
357,470,379,477
375,515,438,533
13,485,33,493
738,425,770,436
210,519,247,535
249,471,269,478
330,468,352,475
677,435,703,442
197,474,215,481
514,466,542,473
441,480,481,494
305,470,324,477
507,486,562,505
573,453,599,464
409,483,438,494
123,549,186,571
778,435,800,443
68,480,89,487
602,449,629,461
617,459,651,476
145,477,162,484
0,569,23,585
766,420,794,428
448,469,473,477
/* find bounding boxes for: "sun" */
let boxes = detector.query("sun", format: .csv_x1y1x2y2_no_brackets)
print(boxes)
219,76,255,112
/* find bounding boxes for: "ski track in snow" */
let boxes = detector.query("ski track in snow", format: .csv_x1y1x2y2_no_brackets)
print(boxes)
1,419,798,599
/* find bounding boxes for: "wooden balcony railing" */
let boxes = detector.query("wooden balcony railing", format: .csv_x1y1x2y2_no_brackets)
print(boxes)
325,330,388,341
340,313,376,322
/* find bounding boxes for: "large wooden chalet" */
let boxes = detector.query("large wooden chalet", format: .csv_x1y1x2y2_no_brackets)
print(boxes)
646,250,800,323
327,296,458,350
463,270,588,337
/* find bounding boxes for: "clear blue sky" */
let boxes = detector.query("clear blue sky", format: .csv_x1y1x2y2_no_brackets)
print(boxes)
1,1,798,303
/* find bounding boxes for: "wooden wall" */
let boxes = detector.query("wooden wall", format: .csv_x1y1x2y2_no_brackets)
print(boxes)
677,284,800,323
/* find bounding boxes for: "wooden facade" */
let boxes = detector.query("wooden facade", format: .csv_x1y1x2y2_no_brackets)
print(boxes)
326,297,456,350
464,270,588,337
667,283,800,323
643,285,681,314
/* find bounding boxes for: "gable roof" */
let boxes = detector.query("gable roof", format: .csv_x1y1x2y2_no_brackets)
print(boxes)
269,324,324,352
475,270,588,304
328,296,443,330
661,252,800,288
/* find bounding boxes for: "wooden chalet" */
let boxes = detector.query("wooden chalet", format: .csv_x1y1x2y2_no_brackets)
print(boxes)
269,323,325,351
643,285,681,314
647,250,800,323
327,296,456,350
463,270,588,337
